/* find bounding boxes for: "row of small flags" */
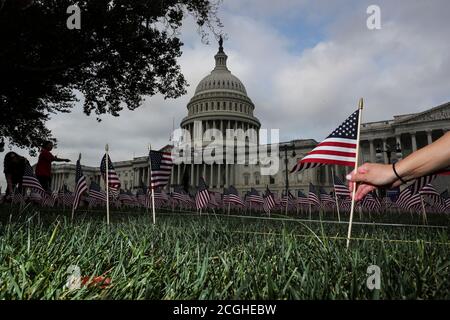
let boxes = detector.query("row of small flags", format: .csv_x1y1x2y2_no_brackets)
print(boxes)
4,176,450,214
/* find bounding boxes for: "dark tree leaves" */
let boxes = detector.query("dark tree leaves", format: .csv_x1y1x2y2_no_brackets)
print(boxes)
0,0,223,153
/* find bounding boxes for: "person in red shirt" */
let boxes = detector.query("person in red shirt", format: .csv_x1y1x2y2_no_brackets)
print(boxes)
35,141,70,192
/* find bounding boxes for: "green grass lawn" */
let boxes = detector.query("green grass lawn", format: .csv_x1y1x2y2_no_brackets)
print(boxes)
0,204,449,299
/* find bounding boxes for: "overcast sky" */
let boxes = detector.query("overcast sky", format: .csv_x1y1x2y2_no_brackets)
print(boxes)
1,0,450,190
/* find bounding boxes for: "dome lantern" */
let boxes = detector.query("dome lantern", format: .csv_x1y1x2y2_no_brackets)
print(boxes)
214,35,228,71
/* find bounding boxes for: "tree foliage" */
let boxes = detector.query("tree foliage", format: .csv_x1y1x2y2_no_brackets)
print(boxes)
0,0,223,153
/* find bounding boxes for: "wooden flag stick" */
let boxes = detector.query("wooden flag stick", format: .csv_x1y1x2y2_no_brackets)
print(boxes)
105,144,110,225
285,192,289,216
332,168,341,222
420,195,428,225
148,144,156,224
346,98,364,249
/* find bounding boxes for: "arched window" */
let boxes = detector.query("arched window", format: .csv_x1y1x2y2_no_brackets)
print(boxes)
244,174,250,186
254,173,260,185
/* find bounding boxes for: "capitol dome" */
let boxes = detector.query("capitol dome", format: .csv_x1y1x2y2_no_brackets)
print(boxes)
194,61,247,95
180,39,261,140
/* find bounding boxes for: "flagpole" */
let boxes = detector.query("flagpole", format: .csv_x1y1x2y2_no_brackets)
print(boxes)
332,168,341,222
62,177,66,213
71,153,81,221
420,195,428,225
346,98,364,249
285,191,289,216
148,144,156,224
105,144,110,225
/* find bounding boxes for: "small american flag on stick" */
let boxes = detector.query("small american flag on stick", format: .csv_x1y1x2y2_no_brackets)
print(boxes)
73,156,88,211
100,154,121,190
195,177,210,210
291,109,359,173
149,150,173,189
22,162,45,194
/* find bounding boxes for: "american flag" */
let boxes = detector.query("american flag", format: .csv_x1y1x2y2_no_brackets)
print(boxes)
64,190,74,207
333,175,351,197
419,184,440,200
172,185,190,204
29,190,42,204
340,197,352,211
408,174,437,195
263,187,276,213
136,187,147,207
440,190,450,212
280,190,296,208
247,188,264,204
42,192,57,207
12,189,25,205
361,191,381,211
419,184,444,211
100,154,121,190
319,187,334,205
396,186,421,210
127,190,139,206
73,159,88,210
149,150,173,189
150,188,169,208
208,191,220,208
118,189,133,204
297,190,310,206
195,177,210,210
291,110,359,173
89,181,107,202
386,188,400,203
224,185,245,207
308,183,321,206
22,161,45,194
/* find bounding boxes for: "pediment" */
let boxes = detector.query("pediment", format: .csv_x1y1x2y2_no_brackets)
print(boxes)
396,102,450,124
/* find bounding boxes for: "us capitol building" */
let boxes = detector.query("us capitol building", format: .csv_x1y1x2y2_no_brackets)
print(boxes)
50,41,450,195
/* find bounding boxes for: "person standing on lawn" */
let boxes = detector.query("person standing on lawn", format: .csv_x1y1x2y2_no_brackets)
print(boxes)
3,151,28,199
35,141,70,192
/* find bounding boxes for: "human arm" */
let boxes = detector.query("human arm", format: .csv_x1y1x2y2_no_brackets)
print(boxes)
53,157,70,163
43,150,70,163
347,131,450,201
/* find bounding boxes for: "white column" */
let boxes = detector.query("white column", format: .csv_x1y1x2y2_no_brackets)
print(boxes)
177,165,181,185
382,138,388,164
395,134,403,159
369,139,375,162
411,132,417,152
190,164,194,186
210,164,214,187
426,130,433,145
225,164,228,187
196,164,200,185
